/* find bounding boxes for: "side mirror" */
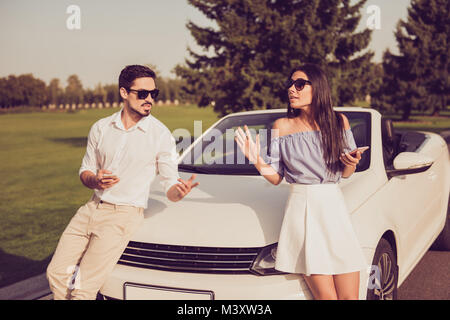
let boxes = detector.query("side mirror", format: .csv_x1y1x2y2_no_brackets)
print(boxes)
393,152,434,170
387,152,434,178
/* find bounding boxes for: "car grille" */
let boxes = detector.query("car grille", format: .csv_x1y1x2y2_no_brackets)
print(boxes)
117,241,261,274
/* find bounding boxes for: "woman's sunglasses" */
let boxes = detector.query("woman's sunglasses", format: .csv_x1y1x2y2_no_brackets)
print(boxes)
286,78,312,91
128,88,160,100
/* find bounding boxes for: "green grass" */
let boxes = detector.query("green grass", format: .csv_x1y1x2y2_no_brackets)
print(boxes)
385,115,450,134
350,101,450,134
0,104,218,288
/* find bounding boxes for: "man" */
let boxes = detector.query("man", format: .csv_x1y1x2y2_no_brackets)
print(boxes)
46,65,199,300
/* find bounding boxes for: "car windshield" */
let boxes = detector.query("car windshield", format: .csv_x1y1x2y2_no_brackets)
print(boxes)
178,111,371,175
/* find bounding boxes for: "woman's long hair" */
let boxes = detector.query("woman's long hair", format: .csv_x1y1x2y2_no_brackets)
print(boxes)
287,63,348,176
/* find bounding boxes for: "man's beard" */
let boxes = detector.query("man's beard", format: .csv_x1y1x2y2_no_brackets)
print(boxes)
130,104,151,118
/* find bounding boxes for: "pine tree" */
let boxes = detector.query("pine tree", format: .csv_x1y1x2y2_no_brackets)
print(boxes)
373,0,449,120
175,0,373,116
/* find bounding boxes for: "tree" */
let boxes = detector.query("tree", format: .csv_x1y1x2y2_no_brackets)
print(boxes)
175,0,373,116
65,74,84,105
4,75,24,107
154,76,188,103
166,78,184,102
0,76,15,108
372,0,449,119
83,89,95,105
92,83,106,104
364,62,383,103
19,74,47,106
0,74,46,108
104,84,119,104
156,78,170,102
47,78,63,105
0,78,8,108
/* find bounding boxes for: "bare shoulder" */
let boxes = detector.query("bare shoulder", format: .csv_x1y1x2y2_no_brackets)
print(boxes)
272,117,289,137
272,117,287,129
339,113,351,130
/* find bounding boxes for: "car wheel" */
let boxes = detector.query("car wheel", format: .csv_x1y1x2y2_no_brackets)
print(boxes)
430,202,450,251
366,238,398,300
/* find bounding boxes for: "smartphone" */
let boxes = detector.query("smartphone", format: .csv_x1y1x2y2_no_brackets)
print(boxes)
349,146,370,155
102,173,115,178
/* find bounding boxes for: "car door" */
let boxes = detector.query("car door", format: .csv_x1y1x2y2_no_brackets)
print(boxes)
384,133,445,273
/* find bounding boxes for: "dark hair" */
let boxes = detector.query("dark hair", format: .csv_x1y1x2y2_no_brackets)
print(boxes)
287,63,347,176
119,65,156,90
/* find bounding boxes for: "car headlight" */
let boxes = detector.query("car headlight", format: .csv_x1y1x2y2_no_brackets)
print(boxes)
250,243,285,276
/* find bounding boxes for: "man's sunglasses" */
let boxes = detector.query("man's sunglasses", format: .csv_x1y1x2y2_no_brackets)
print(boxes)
286,78,312,91
128,88,160,100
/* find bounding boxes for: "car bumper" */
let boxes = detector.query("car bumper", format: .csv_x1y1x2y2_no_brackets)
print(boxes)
100,264,313,300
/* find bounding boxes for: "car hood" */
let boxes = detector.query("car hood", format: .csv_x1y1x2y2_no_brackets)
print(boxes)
131,172,290,248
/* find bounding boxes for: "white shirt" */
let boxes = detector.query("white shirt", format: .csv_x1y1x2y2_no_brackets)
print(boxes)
79,109,180,208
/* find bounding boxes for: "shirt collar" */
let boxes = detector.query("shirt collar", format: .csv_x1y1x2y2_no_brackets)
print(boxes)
111,108,151,132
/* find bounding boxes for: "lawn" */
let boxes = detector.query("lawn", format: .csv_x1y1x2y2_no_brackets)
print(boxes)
388,115,450,134
0,105,448,288
0,104,218,288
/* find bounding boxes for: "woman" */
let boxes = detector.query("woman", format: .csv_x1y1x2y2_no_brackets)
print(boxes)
235,63,368,300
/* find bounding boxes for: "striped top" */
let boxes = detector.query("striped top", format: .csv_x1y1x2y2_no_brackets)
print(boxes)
265,128,357,184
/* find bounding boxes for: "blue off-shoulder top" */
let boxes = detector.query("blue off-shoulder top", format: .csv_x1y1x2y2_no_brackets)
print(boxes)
265,128,357,184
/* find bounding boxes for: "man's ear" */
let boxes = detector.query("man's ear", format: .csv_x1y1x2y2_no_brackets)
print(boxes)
119,87,128,100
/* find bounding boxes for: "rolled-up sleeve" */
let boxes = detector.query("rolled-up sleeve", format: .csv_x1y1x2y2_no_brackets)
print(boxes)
343,128,357,153
157,131,181,194
266,138,284,177
79,122,100,176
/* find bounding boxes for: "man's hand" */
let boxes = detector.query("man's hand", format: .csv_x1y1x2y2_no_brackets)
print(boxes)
80,169,120,190
167,174,200,202
96,169,120,189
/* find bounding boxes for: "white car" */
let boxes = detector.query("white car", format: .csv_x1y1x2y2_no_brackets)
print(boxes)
99,107,450,300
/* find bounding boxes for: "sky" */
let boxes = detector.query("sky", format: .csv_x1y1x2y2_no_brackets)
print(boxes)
0,0,411,89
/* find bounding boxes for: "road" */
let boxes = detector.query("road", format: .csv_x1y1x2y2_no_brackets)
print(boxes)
397,250,450,299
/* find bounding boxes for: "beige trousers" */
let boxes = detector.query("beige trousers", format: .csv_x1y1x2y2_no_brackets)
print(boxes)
46,195,144,300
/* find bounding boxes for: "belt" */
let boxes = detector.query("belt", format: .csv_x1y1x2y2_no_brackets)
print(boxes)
91,194,144,213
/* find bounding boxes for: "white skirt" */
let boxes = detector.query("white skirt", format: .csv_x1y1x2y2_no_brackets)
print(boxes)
274,183,368,276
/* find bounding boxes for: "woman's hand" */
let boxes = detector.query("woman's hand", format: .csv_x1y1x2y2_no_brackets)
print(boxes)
234,125,260,165
340,151,361,178
340,151,361,168
235,125,283,185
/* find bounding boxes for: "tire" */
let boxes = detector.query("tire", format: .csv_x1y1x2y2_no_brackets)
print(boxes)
430,202,450,251
366,238,399,300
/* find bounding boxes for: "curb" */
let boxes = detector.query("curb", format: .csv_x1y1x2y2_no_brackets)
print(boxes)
0,273,51,300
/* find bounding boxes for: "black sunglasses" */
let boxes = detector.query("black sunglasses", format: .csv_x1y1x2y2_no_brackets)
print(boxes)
286,78,312,91
128,88,160,100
